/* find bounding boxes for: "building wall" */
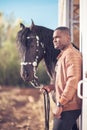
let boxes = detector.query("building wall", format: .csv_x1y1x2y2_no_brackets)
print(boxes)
58,0,79,48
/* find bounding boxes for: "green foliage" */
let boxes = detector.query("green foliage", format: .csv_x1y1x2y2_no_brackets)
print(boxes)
0,41,21,86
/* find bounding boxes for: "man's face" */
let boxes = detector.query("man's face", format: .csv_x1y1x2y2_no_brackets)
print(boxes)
53,30,70,50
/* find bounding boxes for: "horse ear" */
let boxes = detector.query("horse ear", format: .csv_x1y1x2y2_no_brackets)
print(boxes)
20,23,25,29
30,19,35,30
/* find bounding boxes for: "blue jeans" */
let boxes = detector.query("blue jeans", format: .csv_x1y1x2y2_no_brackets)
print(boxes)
52,109,81,130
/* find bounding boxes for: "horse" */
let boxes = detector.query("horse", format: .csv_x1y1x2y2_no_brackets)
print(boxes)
16,20,78,130
16,20,60,87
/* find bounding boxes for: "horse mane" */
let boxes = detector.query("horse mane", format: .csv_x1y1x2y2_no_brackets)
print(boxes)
16,27,31,57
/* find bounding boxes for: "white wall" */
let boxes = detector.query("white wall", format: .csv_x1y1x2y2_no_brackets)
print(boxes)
58,0,70,27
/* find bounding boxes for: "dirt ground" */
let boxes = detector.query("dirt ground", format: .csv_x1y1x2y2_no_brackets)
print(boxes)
0,86,55,130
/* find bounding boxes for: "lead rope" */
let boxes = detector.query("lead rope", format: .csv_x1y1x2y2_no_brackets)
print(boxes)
43,90,50,130
29,82,50,130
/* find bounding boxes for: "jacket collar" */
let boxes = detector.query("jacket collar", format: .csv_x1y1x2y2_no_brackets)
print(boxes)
56,44,73,59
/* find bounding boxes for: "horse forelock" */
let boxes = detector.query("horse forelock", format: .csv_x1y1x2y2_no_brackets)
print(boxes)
16,27,30,54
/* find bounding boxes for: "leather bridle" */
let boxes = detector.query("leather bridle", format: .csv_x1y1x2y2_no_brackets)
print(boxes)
20,35,46,88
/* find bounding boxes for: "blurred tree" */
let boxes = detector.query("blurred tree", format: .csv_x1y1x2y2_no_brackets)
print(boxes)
0,12,6,47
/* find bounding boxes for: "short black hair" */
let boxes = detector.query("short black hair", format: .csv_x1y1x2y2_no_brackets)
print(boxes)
54,26,71,36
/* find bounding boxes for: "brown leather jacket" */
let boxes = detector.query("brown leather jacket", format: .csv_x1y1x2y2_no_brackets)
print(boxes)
55,44,82,111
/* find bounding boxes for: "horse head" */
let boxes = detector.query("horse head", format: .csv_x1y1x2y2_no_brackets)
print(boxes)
16,20,46,86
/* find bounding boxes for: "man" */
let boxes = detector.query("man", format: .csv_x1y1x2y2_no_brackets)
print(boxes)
42,27,82,130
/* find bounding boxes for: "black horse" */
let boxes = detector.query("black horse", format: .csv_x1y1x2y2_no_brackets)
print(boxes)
16,20,78,130
16,20,60,86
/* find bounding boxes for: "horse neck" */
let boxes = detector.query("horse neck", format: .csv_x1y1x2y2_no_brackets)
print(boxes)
44,46,59,78
37,27,59,78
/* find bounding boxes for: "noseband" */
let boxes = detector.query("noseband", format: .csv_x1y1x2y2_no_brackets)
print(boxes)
21,35,46,88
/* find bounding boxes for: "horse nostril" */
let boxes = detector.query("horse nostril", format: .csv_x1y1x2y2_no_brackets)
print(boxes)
24,71,29,79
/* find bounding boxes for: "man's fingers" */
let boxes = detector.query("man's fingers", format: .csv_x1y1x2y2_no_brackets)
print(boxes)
40,87,46,93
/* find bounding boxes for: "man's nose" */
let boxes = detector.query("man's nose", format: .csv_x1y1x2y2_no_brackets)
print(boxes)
53,38,56,43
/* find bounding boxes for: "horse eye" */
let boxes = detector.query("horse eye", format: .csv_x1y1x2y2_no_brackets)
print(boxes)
26,36,36,47
27,38,33,43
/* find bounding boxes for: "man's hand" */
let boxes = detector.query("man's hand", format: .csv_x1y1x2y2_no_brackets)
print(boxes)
53,105,63,118
40,84,54,93
40,85,52,93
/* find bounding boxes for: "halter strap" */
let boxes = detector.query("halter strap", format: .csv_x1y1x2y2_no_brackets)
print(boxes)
21,61,37,67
